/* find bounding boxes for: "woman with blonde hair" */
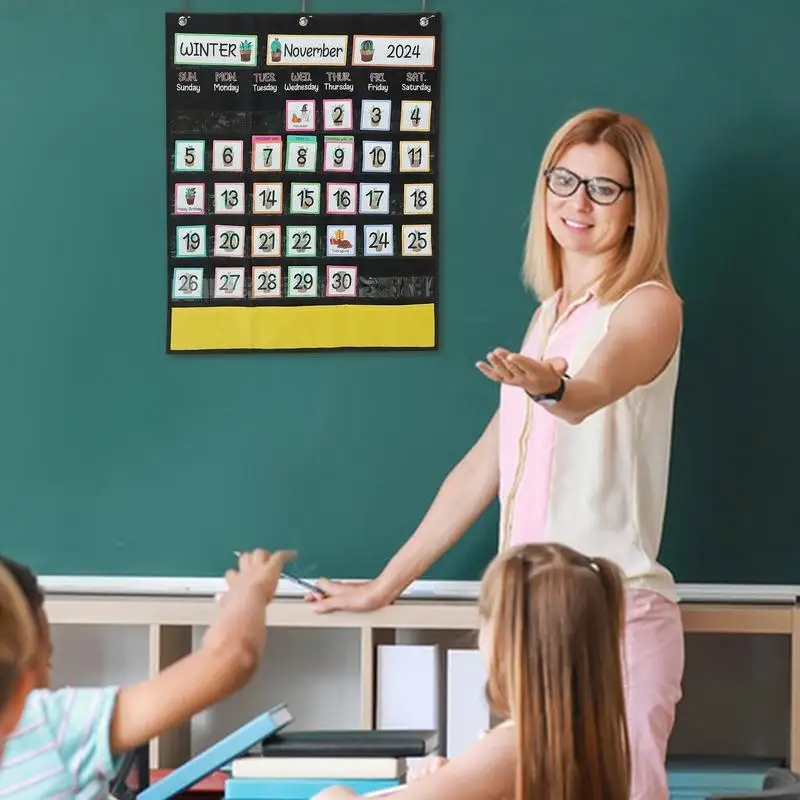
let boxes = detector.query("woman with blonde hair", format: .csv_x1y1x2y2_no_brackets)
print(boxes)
308,109,684,799
312,543,631,800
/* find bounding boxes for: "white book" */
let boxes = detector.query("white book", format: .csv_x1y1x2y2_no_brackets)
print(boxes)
230,756,406,780
446,649,490,758
376,645,440,732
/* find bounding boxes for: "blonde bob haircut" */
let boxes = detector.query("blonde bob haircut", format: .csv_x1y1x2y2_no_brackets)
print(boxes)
523,108,674,303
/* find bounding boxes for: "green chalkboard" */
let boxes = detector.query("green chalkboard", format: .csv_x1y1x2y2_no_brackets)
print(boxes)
1,0,798,585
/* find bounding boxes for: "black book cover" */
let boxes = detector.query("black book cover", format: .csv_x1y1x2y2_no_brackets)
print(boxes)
260,729,437,758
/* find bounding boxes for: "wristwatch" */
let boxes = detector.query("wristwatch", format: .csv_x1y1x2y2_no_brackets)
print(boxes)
526,376,567,406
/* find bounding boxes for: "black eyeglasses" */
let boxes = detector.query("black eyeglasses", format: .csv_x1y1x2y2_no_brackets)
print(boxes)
544,166,633,206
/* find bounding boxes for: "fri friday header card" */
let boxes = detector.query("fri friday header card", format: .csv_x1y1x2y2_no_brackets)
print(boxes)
165,13,441,353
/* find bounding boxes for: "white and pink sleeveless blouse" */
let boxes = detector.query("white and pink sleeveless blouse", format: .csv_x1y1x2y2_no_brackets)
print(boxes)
498,281,680,601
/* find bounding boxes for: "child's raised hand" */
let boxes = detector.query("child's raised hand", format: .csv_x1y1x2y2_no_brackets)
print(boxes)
224,549,296,605
407,754,447,782
203,549,296,690
111,547,296,757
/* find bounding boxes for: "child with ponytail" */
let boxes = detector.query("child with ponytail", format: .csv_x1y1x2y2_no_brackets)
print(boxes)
312,543,631,800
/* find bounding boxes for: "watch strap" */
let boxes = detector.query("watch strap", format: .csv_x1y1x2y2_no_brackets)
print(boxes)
526,375,567,405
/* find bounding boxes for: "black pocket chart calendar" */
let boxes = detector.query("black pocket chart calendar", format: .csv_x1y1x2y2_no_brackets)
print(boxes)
165,12,441,353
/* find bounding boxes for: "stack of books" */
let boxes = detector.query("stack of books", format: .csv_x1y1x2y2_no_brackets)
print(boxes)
134,703,437,800
223,729,438,800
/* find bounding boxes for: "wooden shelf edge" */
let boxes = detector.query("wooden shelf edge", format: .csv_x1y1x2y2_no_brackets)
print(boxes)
47,595,795,635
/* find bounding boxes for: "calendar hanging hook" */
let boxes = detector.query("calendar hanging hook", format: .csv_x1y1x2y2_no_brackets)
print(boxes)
419,2,434,27
177,0,189,25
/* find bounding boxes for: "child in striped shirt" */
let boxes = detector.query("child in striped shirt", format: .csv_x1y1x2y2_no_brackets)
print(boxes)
0,562,36,762
0,548,294,799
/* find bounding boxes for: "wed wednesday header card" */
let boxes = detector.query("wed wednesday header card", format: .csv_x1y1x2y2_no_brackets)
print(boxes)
165,13,441,353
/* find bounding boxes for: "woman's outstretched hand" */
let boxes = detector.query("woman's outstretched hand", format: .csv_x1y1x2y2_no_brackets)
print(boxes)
477,348,568,396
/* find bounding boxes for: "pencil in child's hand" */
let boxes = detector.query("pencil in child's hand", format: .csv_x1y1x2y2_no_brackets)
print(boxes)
282,571,328,597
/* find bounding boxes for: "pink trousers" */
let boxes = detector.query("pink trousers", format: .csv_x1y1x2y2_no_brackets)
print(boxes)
623,589,685,800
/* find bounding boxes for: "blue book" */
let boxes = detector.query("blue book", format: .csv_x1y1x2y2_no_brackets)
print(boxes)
224,777,400,799
138,703,294,800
